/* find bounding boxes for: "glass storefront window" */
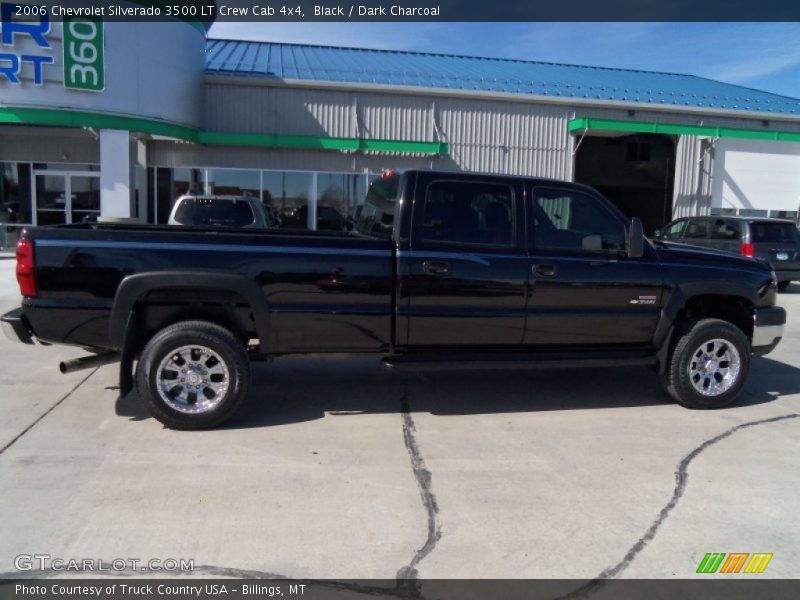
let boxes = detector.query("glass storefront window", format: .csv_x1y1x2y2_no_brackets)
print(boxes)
1,162,33,225
70,175,101,223
35,174,68,225
207,169,260,198
152,168,205,224
171,168,196,198
264,171,312,229
316,173,368,231
149,168,370,231
32,163,100,172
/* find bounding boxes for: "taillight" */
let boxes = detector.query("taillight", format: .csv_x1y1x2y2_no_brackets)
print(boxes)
740,243,755,258
16,238,37,298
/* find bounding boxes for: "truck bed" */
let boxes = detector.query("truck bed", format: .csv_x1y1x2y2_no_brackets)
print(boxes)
24,223,395,354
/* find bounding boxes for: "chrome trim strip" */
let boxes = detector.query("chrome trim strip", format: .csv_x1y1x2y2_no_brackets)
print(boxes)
36,239,391,257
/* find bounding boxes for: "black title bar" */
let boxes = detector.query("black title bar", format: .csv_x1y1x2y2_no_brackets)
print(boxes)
2,0,800,23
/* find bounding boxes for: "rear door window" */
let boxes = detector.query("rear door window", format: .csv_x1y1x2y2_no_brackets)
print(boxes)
421,180,515,246
750,222,800,243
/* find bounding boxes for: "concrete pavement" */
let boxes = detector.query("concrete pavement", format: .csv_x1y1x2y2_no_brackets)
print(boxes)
0,257,798,584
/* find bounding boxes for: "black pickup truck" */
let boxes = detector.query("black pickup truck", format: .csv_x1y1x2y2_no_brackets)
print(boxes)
2,170,786,429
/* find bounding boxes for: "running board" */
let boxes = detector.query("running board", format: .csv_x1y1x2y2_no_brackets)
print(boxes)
382,351,658,371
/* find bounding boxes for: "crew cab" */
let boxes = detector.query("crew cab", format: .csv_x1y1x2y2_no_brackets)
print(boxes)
2,170,786,429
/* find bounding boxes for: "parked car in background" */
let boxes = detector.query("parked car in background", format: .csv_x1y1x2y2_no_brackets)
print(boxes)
168,195,276,229
656,216,800,290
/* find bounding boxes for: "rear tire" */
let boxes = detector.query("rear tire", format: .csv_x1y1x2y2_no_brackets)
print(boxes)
136,321,250,430
661,318,750,409
777,281,791,291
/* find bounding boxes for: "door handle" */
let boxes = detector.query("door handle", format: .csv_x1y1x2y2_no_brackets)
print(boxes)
423,260,450,275
532,264,558,277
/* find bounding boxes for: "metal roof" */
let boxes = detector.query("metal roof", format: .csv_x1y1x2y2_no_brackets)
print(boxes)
205,39,800,117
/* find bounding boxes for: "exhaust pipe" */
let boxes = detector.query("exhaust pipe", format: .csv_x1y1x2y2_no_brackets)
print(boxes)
59,352,120,374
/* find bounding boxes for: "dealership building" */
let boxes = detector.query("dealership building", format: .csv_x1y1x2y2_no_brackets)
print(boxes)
2,13,800,244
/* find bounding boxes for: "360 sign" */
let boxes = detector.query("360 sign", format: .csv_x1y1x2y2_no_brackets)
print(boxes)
62,15,104,92
0,3,104,92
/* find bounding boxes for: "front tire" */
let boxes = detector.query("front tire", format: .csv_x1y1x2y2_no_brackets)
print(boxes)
136,321,250,429
661,318,750,409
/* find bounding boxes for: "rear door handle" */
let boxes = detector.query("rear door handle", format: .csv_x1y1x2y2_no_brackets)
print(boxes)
532,264,558,277
423,260,450,275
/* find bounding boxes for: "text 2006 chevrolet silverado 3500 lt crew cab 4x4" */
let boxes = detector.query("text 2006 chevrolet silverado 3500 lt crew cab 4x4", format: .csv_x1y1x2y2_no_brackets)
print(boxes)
2,170,787,429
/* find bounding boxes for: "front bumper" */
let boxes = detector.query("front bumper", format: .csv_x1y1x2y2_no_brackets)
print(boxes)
1,308,34,345
752,306,786,356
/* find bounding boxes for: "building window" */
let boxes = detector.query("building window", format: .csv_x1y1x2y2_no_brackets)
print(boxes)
149,167,372,230
316,172,367,231
1,162,33,226
32,163,100,172
207,169,260,198
153,167,205,224
263,171,313,229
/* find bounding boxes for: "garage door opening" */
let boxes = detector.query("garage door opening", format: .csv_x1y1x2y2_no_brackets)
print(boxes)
573,133,676,235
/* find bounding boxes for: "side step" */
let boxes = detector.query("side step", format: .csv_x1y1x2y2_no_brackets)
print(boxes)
382,351,658,371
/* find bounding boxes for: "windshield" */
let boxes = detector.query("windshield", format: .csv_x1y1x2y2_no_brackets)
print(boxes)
173,197,255,228
751,222,800,243
356,172,400,238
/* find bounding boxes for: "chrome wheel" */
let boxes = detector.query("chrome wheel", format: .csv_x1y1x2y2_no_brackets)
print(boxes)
156,345,230,414
687,338,741,397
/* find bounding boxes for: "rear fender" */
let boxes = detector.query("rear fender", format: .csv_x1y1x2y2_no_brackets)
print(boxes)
109,271,271,352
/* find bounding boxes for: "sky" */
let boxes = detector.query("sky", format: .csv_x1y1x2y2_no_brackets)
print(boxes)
207,22,800,99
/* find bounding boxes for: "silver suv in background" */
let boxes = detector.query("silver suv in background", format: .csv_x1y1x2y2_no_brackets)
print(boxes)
656,216,800,290
168,195,277,229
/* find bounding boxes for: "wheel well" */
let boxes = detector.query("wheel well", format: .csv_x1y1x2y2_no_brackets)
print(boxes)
127,288,257,356
677,295,754,339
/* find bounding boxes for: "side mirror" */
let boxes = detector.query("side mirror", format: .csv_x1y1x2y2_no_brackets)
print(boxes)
627,217,645,259
653,229,662,239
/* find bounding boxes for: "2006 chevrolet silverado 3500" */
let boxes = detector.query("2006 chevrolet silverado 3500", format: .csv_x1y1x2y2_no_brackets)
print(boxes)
1,170,787,429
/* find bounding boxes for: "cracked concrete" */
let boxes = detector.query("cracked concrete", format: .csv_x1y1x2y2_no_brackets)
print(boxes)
396,387,441,584
0,259,798,584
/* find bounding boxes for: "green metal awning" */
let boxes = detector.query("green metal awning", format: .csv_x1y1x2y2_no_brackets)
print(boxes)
0,107,449,156
569,117,800,143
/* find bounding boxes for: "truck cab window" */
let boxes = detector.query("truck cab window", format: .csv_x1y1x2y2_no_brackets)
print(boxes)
356,172,400,239
422,181,514,246
532,189,625,252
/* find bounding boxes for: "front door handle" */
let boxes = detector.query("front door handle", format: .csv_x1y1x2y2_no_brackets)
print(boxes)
423,260,450,275
532,264,558,277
